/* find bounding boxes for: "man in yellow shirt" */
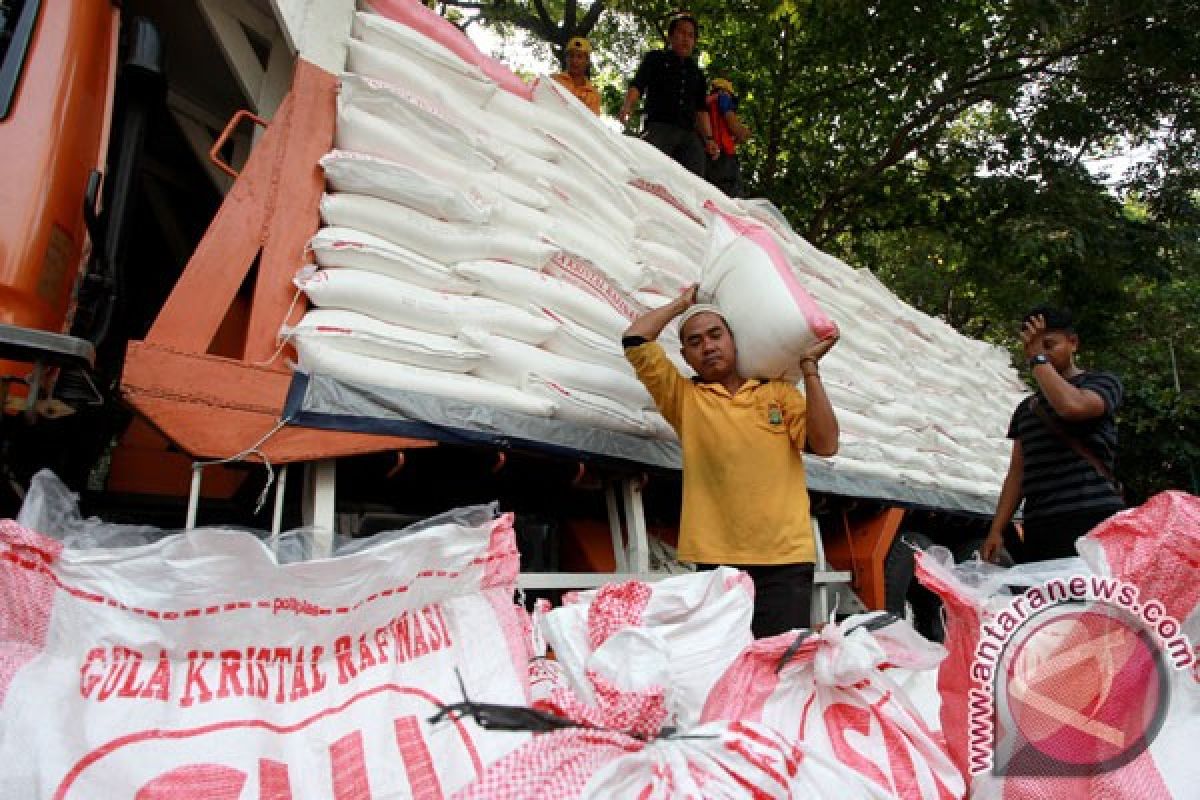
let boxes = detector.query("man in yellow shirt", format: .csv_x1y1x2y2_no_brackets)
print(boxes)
552,36,602,115
623,287,839,637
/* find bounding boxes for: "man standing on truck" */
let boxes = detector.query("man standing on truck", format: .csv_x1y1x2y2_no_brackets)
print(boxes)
982,307,1125,563
622,287,839,637
617,11,719,176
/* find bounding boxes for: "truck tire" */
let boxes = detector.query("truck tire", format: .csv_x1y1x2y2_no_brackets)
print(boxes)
884,531,943,641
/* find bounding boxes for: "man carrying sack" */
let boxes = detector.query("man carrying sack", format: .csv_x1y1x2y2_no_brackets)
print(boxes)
622,286,839,637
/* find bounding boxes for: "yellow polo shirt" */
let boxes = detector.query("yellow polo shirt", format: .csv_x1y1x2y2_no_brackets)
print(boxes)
552,72,602,115
625,341,816,565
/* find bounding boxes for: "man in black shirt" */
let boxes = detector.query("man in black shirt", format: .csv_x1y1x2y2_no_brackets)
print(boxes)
618,11,719,176
983,307,1125,563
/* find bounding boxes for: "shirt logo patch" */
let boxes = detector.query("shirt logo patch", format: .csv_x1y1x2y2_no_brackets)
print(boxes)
767,403,783,426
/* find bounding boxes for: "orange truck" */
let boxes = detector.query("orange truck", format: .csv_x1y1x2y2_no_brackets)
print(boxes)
0,1,1006,635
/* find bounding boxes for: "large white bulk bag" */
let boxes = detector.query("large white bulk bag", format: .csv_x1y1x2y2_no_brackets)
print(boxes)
537,311,628,372
335,89,491,173
870,400,932,430
455,260,635,340
523,375,652,436
283,309,486,373
493,150,636,246
295,337,556,417
352,11,470,82
624,192,706,265
487,204,644,292
0,509,533,798
345,36,497,109
622,137,704,215
836,345,913,390
822,379,880,415
320,149,492,224
819,357,895,402
297,268,556,345
631,239,698,285
644,411,678,441
352,13,559,163
321,193,557,269
335,99,550,211
337,70,490,168
461,329,653,410
309,227,477,294
360,0,534,101
837,407,900,441
698,204,838,381
491,77,634,183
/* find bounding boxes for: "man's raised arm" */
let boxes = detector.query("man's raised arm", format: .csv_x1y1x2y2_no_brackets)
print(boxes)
623,285,697,341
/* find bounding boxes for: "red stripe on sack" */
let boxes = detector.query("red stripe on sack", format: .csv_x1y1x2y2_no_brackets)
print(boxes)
258,759,293,800
330,731,372,800
395,716,445,800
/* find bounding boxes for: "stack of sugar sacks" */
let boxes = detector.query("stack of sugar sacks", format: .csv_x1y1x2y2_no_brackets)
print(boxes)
290,9,690,438
285,1,1024,502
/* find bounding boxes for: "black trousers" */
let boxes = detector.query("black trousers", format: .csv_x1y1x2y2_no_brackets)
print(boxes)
705,151,743,197
696,562,815,638
642,120,706,176
1018,507,1122,563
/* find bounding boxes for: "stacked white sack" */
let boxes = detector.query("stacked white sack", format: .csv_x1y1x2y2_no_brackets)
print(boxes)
286,4,1026,497
0,507,534,799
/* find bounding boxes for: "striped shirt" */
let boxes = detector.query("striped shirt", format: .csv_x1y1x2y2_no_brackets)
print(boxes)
1008,371,1124,521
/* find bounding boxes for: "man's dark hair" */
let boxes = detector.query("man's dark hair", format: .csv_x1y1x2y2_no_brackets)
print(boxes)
667,10,698,36
1023,305,1075,334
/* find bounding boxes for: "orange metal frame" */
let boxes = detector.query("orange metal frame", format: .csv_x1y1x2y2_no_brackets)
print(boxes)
821,506,907,611
118,59,432,488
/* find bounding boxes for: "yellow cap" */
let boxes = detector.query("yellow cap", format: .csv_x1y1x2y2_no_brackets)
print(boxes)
566,36,591,54
711,78,734,94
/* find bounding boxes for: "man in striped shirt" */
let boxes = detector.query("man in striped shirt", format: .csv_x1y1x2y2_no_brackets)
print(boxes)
982,307,1125,563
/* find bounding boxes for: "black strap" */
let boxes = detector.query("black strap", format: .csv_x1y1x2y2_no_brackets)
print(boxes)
1029,398,1123,496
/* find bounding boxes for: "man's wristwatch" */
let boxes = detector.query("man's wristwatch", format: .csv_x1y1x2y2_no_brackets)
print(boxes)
1028,353,1050,369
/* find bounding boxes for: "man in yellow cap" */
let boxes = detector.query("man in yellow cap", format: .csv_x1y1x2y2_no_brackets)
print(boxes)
706,77,752,197
552,36,602,115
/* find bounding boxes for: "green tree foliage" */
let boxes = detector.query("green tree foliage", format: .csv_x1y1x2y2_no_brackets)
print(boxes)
456,1,1199,498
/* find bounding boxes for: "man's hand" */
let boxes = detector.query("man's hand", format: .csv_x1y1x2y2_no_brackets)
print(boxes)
1021,314,1047,359
623,284,698,340
981,529,1006,563
619,87,640,128
801,334,839,364
674,284,698,313
705,139,720,159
